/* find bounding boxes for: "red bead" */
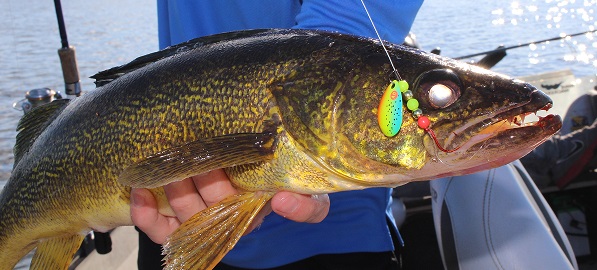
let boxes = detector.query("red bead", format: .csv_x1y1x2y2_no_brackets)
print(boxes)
418,116,430,129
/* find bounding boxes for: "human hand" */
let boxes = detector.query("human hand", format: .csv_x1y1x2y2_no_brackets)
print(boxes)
130,169,330,244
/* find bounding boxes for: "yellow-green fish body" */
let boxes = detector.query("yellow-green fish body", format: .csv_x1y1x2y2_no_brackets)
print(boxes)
0,29,561,269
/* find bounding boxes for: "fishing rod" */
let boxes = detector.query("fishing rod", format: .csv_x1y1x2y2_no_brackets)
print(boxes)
54,0,82,97
455,29,597,60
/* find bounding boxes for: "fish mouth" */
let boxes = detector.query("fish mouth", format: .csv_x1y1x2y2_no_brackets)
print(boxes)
438,88,562,154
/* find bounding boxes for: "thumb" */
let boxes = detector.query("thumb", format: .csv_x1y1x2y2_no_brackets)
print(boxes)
271,192,330,223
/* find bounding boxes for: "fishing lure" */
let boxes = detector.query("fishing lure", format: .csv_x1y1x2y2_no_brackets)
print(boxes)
377,80,403,137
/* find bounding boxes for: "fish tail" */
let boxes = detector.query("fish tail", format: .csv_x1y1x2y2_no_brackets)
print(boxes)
0,208,86,270
30,234,85,270
0,234,25,270
163,191,274,270
0,245,28,270
0,208,37,270
0,182,84,269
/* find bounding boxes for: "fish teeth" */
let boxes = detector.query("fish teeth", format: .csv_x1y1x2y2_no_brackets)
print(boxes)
507,113,531,127
513,115,523,126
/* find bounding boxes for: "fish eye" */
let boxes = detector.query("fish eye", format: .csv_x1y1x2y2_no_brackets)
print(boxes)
429,84,456,108
413,69,462,109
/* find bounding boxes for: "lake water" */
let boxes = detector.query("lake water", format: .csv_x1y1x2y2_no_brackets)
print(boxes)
411,0,597,77
0,0,595,268
0,0,158,185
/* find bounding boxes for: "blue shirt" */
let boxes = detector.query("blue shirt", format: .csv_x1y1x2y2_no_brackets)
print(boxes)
157,0,422,49
157,1,423,268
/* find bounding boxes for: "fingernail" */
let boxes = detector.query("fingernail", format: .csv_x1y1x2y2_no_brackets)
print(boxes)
276,193,299,216
131,190,145,207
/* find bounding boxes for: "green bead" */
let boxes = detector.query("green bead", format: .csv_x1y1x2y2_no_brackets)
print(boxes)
398,80,409,93
407,98,419,111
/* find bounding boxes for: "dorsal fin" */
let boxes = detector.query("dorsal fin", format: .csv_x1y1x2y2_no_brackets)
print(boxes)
14,99,70,166
91,29,273,86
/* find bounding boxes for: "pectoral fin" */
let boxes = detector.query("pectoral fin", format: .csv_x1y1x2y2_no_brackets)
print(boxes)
163,192,274,270
119,131,278,188
30,234,85,270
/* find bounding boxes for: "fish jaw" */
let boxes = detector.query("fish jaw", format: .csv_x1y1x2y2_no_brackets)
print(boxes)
437,84,556,150
411,84,562,180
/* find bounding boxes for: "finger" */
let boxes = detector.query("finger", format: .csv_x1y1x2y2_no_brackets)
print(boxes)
192,169,238,207
163,177,207,223
130,188,182,244
271,192,330,223
245,202,273,235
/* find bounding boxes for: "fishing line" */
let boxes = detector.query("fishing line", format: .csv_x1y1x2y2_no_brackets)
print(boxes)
359,0,400,81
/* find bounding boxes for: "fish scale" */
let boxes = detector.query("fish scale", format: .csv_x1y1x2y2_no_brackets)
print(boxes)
0,29,561,269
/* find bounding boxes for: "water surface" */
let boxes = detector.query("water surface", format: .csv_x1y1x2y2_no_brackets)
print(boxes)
0,0,157,186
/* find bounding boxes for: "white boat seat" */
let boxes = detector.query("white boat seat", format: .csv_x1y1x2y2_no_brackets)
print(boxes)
430,160,578,270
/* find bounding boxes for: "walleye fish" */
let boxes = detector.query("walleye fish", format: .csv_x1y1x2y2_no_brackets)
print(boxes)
0,29,561,269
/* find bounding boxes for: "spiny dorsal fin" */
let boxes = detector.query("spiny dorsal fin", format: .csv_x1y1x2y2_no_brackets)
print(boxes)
91,29,273,85
14,99,69,166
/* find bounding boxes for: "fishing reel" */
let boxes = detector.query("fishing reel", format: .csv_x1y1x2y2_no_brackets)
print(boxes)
12,87,63,114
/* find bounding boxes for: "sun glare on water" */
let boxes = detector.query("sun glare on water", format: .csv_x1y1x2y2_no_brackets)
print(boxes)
488,0,596,71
